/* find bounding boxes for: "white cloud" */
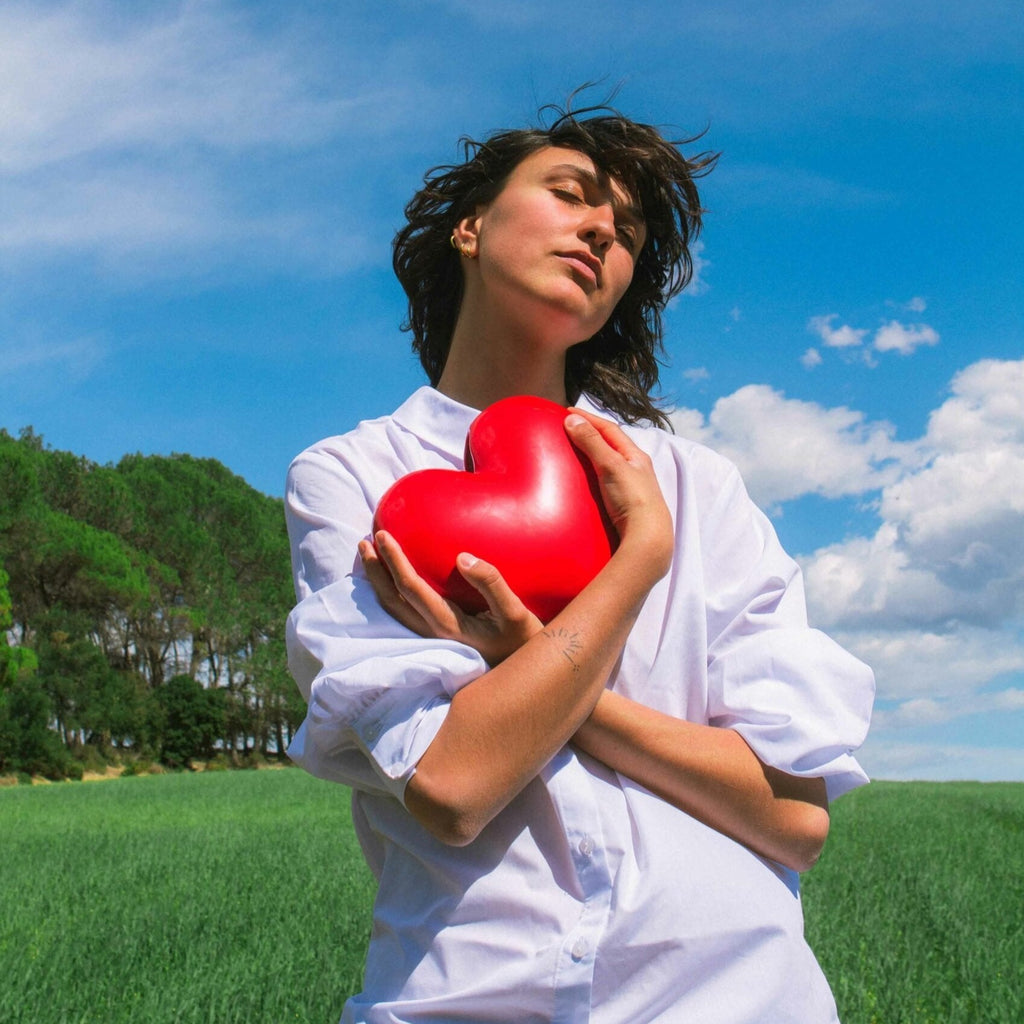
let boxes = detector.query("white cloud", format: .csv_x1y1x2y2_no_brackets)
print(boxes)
806,310,940,364
924,358,1024,450
873,319,940,355
791,357,1024,754
673,358,1024,775
723,164,894,209
870,688,1024,730
801,347,822,369
803,359,1024,630
855,736,1024,783
683,366,710,383
0,2,413,275
1,334,106,377
0,3,365,174
833,623,1024,701
668,406,707,441
808,314,867,349
680,240,709,297
669,385,908,508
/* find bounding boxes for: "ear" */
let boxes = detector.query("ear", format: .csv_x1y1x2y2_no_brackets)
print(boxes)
452,211,483,258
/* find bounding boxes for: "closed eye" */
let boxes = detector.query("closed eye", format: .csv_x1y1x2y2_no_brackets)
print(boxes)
553,186,585,204
616,225,638,253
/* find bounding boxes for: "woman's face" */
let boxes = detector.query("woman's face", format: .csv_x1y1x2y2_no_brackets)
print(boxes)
459,146,647,345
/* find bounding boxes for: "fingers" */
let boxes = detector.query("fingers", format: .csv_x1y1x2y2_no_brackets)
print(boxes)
359,538,429,637
361,533,453,637
564,409,647,469
372,531,461,629
365,535,540,664
455,552,543,662
456,553,540,632
562,410,673,573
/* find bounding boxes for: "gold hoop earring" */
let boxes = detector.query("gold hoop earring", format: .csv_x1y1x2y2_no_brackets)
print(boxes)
450,233,476,259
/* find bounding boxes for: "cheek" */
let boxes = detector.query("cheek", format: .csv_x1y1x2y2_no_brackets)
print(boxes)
486,192,557,236
607,256,637,306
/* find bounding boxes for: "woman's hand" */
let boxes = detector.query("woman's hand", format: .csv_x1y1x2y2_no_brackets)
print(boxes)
361,408,671,663
359,532,542,666
563,409,674,581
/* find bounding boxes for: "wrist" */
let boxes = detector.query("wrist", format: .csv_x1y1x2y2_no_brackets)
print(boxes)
612,523,673,583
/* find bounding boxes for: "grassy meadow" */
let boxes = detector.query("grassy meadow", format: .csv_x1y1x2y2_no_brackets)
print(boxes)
1,771,1021,1024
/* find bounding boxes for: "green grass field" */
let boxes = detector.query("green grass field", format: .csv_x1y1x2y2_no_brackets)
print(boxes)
1,771,1021,1024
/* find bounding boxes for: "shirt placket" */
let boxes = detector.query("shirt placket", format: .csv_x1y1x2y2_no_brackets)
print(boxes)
543,750,615,1024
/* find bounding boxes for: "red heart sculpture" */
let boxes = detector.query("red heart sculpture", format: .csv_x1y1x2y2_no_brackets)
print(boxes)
373,395,616,622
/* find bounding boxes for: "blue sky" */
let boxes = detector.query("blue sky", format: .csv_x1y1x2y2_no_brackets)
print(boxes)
2,0,1021,781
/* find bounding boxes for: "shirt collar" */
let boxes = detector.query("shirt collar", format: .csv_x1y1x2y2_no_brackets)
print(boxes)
391,386,480,456
390,386,612,457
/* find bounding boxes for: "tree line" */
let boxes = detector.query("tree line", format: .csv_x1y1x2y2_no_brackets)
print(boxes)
0,427,305,779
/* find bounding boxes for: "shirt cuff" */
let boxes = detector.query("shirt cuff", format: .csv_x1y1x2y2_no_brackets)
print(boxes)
709,627,875,801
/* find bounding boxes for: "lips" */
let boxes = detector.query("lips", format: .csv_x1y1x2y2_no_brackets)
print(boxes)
557,249,603,287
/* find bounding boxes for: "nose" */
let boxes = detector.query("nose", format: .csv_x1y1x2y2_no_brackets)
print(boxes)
580,203,616,254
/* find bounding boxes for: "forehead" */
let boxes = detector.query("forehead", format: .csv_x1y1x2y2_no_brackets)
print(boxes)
509,146,638,209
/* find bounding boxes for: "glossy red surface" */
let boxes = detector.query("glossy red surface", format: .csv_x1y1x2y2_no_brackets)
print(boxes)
373,396,616,622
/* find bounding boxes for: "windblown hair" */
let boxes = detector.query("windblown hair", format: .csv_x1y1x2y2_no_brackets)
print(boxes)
392,100,718,428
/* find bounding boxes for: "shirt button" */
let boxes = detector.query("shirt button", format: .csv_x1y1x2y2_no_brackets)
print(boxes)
363,721,380,742
578,835,594,857
570,938,588,962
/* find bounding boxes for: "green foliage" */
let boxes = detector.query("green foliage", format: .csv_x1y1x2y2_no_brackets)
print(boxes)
35,613,150,750
0,670,68,779
0,566,52,776
0,428,296,778
157,674,226,768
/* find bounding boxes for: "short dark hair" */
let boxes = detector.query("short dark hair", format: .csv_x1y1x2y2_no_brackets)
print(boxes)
392,100,718,427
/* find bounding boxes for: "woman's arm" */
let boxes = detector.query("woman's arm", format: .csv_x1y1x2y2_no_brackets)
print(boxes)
572,692,830,872
362,411,673,846
363,410,832,869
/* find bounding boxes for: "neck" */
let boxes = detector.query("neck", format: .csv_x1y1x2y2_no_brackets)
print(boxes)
437,307,573,410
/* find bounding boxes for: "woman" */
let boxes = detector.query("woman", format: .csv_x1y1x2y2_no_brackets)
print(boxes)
285,104,874,1023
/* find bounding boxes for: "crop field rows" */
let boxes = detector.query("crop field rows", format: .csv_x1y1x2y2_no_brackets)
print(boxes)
1,771,1021,1024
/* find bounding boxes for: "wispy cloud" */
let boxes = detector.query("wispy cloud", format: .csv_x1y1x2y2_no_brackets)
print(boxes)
873,320,940,355
856,737,1024,783
721,165,894,210
0,2,419,278
871,688,1024,730
669,384,910,508
0,333,107,377
0,3,355,175
806,309,940,364
682,366,710,384
809,314,868,349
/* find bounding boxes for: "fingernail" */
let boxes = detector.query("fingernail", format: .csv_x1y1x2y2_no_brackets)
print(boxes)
457,552,478,569
565,413,586,428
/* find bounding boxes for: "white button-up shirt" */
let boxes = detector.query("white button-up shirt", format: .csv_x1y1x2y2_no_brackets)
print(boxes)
286,386,874,1024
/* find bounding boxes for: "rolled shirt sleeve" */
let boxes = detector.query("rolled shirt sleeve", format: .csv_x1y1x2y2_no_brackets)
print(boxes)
283,415,488,801
696,456,874,800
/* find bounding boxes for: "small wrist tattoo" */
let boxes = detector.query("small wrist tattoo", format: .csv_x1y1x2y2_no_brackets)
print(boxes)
542,627,584,674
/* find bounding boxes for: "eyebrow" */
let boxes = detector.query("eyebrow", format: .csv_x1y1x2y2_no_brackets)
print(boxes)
546,163,645,227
